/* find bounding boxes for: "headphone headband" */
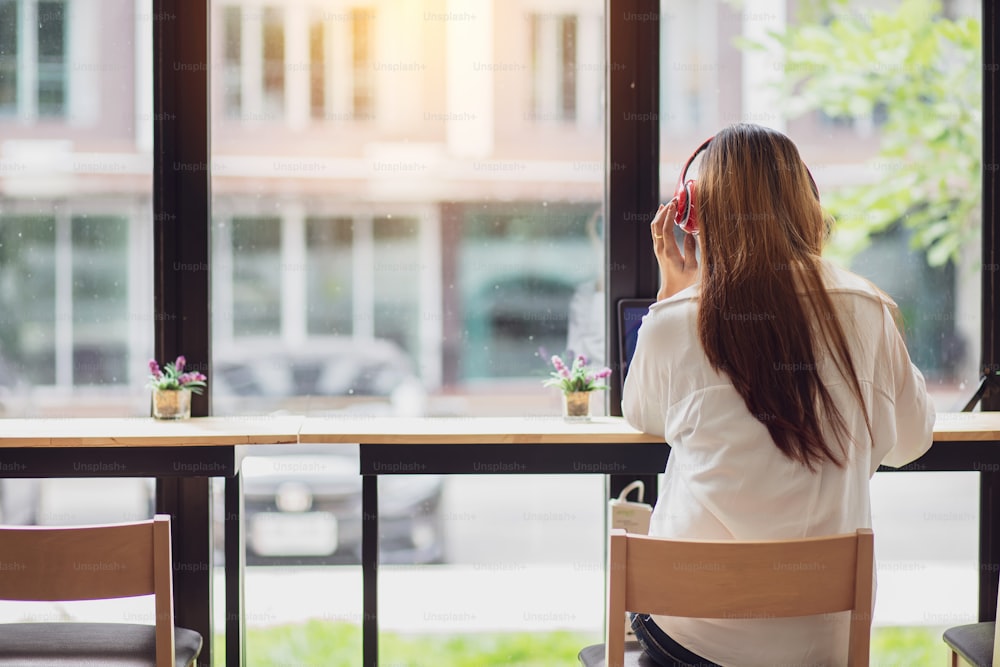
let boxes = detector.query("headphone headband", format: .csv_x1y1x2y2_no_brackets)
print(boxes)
671,133,820,235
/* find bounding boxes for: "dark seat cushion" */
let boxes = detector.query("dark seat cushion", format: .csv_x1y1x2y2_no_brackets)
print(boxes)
579,641,665,667
943,622,996,667
0,622,202,667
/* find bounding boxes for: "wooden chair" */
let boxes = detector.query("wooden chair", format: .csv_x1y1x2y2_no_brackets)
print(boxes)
942,575,1000,667
0,514,202,667
578,528,874,667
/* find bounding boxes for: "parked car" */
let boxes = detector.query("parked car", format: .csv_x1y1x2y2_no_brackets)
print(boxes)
235,444,446,566
212,338,447,565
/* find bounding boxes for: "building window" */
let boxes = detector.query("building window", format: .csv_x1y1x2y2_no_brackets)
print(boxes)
0,0,66,118
529,13,578,123
221,4,374,124
71,215,128,385
222,5,241,118
351,7,373,118
308,19,325,120
0,212,131,389
306,216,353,336
231,216,282,337
0,0,17,112
35,0,64,116
262,6,284,117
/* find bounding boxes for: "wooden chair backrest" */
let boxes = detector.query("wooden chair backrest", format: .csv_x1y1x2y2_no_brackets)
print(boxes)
0,514,176,667
605,528,874,667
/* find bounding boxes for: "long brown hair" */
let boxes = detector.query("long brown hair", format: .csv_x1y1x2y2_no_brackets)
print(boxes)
695,123,873,471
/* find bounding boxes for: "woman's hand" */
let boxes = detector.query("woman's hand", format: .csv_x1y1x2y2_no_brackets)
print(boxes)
651,199,700,301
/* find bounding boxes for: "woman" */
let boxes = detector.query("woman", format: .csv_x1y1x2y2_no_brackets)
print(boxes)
622,123,935,667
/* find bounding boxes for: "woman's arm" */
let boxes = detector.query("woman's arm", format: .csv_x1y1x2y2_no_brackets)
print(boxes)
880,305,936,468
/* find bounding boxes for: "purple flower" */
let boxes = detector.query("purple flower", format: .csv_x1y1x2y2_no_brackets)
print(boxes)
178,372,206,386
175,356,186,373
551,355,572,379
595,367,612,380
148,359,162,378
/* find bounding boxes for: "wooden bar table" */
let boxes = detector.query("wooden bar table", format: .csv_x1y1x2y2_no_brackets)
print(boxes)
300,412,1000,667
0,415,304,667
299,415,666,667
884,411,1000,624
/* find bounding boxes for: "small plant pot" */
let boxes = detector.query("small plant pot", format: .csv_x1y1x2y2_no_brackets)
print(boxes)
563,391,591,420
152,388,192,420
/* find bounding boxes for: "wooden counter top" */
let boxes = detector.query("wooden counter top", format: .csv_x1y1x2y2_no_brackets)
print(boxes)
0,412,995,447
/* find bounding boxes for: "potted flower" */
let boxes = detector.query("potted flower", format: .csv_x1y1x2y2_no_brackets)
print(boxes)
543,353,612,419
148,356,207,419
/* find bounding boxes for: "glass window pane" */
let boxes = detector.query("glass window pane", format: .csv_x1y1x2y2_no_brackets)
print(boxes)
212,0,607,661
0,0,155,637
0,0,153,409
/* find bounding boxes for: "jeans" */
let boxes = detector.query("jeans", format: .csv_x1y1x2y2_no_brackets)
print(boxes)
629,613,723,667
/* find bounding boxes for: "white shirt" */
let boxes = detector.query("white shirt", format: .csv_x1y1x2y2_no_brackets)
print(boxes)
622,260,935,667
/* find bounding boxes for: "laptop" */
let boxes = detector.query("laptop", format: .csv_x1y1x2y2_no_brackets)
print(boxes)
617,297,655,391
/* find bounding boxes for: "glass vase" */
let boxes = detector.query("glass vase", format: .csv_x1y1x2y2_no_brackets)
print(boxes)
152,388,192,420
563,391,591,420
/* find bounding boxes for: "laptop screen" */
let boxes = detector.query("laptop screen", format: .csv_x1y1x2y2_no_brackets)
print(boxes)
617,298,655,390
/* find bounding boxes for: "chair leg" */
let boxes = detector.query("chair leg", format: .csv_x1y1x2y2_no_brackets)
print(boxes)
949,649,975,667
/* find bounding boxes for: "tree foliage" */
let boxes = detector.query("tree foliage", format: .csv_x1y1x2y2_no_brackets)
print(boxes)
742,0,981,266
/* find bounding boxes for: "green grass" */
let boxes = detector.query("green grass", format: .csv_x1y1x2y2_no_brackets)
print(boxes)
213,622,952,666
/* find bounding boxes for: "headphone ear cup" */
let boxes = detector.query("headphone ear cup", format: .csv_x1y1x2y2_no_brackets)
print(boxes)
675,180,698,234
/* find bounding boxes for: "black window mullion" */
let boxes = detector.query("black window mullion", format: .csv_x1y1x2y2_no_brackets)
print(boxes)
605,0,660,510
981,0,999,399
152,0,214,664
606,0,659,416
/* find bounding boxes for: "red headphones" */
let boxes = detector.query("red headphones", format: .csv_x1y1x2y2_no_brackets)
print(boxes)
672,135,820,235
672,136,714,235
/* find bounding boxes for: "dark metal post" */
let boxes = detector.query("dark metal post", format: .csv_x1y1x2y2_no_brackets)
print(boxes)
606,0,661,506
362,475,379,667
978,0,999,623
152,0,213,661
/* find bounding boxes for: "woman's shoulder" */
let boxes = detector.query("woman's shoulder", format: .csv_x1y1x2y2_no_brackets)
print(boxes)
818,259,897,308
643,286,699,329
